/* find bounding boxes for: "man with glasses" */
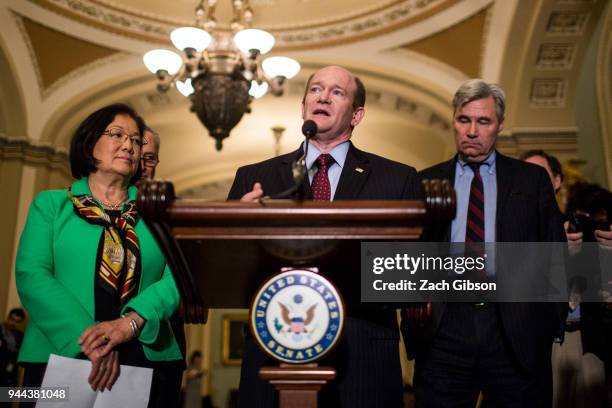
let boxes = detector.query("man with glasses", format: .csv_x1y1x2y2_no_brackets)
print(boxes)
141,126,160,179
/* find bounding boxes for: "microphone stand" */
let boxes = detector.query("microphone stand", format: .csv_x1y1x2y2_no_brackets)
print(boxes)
265,138,310,200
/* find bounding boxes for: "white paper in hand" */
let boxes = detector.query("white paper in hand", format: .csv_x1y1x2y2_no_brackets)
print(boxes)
36,354,152,408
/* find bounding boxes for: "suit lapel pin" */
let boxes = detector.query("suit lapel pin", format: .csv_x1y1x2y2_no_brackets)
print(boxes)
355,167,364,173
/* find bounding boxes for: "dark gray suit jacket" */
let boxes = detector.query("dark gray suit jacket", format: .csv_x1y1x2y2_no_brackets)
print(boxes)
228,141,421,408
404,151,566,372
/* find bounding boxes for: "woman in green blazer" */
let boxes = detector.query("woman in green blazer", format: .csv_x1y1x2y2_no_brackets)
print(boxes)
16,104,183,407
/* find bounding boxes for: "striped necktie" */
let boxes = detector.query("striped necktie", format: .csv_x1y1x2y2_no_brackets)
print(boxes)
466,162,485,242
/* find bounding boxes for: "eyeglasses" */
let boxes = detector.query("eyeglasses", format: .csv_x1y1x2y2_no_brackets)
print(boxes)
103,128,146,148
141,153,159,166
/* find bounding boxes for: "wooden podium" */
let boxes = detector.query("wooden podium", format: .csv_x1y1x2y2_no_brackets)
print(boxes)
137,179,454,407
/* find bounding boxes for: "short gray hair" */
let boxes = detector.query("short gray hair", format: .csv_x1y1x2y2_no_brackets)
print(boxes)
452,79,506,122
144,126,161,152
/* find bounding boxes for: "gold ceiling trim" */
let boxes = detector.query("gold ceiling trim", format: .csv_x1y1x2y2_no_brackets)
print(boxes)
275,0,460,52
87,0,407,30
29,0,459,50
29,0,171,44
88,0,190,26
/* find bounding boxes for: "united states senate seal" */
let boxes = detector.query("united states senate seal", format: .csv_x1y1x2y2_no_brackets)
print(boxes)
250,269,344,364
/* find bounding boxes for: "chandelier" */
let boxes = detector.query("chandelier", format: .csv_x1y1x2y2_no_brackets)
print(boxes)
143,0,300,151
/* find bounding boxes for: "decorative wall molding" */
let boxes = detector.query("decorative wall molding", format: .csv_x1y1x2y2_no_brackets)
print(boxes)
273,0,448,49
536,43,576,69
32,0,459,49
546,11,589,35
39,0,169,37
496,127,578,157
558,0,596,4
530,78,566,107
0,135,70,175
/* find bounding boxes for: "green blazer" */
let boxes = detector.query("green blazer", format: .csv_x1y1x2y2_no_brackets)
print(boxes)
16,178,182,363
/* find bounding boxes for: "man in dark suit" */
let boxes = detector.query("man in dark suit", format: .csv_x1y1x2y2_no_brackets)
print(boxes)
228,65,421,407
406,79,566,407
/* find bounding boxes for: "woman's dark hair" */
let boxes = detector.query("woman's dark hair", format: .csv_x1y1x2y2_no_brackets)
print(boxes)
69,103,145,183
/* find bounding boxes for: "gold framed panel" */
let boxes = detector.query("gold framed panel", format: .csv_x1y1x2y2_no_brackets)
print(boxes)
222,313,248,366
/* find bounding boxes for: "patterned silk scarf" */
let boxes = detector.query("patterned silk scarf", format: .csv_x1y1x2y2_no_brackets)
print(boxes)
68,189,141,305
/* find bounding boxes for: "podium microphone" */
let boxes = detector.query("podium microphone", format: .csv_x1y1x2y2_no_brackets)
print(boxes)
301,120,317,139
293,120,317,181
267,120,317,200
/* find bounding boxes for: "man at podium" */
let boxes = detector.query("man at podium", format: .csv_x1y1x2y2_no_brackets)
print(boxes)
228,65,421,408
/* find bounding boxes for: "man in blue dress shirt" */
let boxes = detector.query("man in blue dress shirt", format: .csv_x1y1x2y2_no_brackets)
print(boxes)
409,79,567,407
228,65,421,408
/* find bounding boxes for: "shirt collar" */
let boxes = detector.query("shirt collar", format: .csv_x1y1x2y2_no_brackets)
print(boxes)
305,141,349,170
457,150,496,176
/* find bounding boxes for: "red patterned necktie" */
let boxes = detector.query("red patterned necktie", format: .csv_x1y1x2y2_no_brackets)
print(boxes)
466,162,485,242
312,154,334,201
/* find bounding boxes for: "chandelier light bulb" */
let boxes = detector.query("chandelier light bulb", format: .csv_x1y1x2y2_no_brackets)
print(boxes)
249,80,269,99
143,49,183,75
176,78,195,97
142,3,301,150
234,28,275,54
170,27,212,52
262,56,301,79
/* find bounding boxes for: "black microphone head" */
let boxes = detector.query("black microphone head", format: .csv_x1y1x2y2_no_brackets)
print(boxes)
301,120,317,138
